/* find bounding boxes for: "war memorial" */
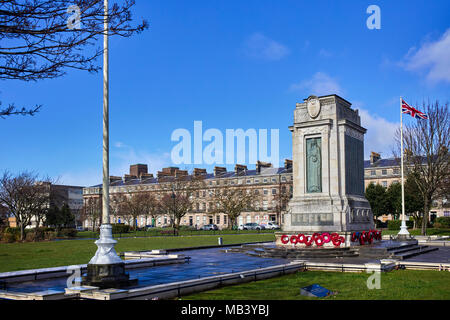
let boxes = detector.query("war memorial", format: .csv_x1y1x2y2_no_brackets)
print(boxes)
0,94,446,301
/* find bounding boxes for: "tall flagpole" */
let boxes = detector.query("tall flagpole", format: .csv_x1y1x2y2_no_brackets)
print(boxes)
102,0,110,225
86,0,123,268
82,0,135,288
398,97,410,237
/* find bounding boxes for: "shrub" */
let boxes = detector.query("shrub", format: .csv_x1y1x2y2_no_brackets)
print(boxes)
111,223,130,234
44,231,57,241
25,232,36,242
375,220,388,228
387,220,414,230
1,233,16,243
4,227,20,235
434,217,450,229
58,228,78,238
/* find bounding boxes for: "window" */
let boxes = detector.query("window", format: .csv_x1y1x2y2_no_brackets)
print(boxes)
263,179,268,183
393,168,400,175
247,179,251,184
272,189,277,195
216,215,220,224
382,181,388,188
382,169,387,175
254,189,259,195
224,215,227,225
254,179,259,183
371,170,376,176
272,178,277,183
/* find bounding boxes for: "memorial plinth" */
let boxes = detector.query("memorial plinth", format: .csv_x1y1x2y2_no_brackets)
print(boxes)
82,224,137,289
277,95,378,249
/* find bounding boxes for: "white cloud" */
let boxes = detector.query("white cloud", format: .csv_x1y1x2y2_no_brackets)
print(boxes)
289,72,343,96
111,144,171,178
58,169,102,187
318,49,332,58
243,33,290,61
358,108,399,159
402,28,450,84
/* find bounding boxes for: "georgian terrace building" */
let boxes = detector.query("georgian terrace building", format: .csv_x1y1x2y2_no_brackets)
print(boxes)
82,161,294,230
82,153,448,229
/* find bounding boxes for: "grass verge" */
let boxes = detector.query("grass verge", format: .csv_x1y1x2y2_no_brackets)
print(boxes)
182,269,450,300
0,233,275,273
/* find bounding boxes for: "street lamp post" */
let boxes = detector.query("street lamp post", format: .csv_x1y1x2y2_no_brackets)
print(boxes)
82,0,136,289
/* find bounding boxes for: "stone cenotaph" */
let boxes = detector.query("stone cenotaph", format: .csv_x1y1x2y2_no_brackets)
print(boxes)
276,95,379,249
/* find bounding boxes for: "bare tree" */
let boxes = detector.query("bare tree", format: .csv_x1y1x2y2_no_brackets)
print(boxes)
395,100,449,235
139,191,160,227
273,178,292,225
81,197,101,231
0,0,148,117
0,171,51,241
158,175,205,234
211,185,259,229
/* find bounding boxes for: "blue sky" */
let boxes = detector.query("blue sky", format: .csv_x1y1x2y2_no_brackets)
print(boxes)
1,0,449,187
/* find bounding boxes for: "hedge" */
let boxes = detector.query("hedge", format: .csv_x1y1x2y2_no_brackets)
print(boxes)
387,220,414,230
111,223,130,234
434,217,450,229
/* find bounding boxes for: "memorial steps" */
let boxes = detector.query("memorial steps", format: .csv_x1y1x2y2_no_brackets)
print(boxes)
225,241,439,260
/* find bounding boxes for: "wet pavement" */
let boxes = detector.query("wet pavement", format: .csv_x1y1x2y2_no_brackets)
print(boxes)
2,246,288,293
404,246,450,263
3,243,449,294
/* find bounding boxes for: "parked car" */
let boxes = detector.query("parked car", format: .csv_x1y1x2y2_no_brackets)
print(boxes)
239,223,264,230
76,226,84,231
201,224,219,231
261,221,280,230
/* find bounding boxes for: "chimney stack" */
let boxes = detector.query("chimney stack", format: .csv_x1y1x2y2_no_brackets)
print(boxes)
284,159,293,170
194,168,207,177
370,152,381,165
130,164,148,178
256,161,273,174
235,164,247,176
123,174,137,183
214,166,227,177
109,176,122,184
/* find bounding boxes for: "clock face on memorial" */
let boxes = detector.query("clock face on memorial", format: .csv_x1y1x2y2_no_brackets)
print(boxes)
307,96,321,119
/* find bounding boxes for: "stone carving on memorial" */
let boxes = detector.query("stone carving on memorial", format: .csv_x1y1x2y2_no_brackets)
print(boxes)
306,138,322,193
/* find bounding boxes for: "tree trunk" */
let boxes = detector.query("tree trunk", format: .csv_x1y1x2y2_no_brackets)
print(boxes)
421,198,430,236
20,223,25,242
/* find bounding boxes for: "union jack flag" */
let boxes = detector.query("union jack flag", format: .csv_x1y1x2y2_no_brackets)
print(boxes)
402,99,428,120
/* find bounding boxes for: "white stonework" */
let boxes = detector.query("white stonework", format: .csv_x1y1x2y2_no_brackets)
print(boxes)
283,95,374,239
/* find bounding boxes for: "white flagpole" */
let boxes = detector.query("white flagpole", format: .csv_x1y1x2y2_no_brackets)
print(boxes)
398,97,410,237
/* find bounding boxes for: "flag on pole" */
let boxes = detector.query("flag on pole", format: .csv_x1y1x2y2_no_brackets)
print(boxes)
401,99,428,120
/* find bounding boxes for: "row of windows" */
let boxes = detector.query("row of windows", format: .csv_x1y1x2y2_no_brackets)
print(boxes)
367,168,400,177
84,174,293,194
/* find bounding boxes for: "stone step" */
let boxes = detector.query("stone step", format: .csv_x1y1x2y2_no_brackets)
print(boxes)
391,246,439,260
389,245,424,255
386,243,419,252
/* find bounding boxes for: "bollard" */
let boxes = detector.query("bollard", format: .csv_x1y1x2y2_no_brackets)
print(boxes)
218,237,223,245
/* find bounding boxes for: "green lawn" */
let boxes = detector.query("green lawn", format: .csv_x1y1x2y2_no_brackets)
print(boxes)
0,233,275,273
182,269,450,300
382,228,450,236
